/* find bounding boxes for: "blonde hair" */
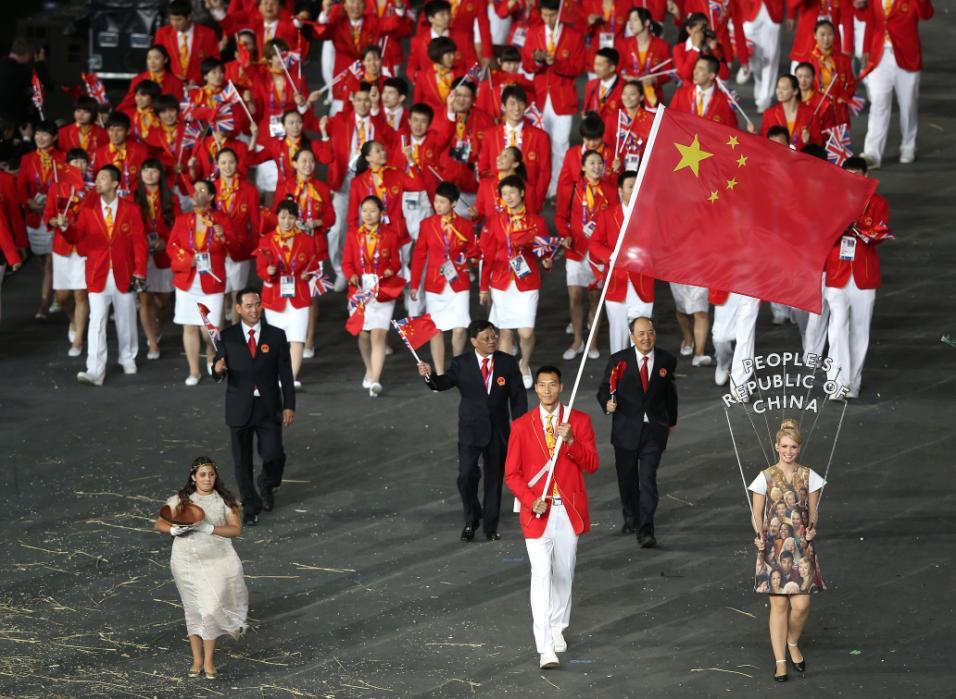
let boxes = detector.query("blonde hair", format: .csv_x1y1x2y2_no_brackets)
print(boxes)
775,418,802,445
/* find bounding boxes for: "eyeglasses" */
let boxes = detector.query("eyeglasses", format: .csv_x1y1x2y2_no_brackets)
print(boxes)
633,330,656,338
476,334,499,342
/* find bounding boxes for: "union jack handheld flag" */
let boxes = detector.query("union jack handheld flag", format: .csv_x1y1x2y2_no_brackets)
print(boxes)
847,93,866,117
31,70,45,119
524,104,544,128
532,235,562,258
824,125,853,166
463,62,483,84
81,72,110,108
306,270,335,297
196,303,221,350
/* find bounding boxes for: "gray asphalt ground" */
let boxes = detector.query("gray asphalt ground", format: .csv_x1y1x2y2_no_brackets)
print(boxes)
2,8,955,699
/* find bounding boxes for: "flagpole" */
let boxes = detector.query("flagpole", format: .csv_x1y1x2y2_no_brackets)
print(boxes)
275,48,301,97
392,319,433,381
228,80,255,124
716,79,754,131
535,104,668,514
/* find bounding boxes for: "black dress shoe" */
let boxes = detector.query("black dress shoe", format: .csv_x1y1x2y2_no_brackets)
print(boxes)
637,533,657,548
485,531,501,541
621,521,637,535
773,659,788,682
257,475,274,512
243,513,259,526
788,644,806,672
460,525,476,542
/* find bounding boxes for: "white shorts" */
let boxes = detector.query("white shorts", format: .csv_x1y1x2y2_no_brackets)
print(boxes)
254,161,279,193
52,251,87,290
490,282,538,329
225,257,251,293
425,286,470,331
28,225,52,256
565,257,596,288
265,305,309,343
670,282,709,314
361,298,396,330
173,274,224,326
146,256,174,293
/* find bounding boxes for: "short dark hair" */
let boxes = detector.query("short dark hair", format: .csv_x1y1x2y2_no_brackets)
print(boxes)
842,156,868,174
148,44,171,65
499,45,521,64
779,550,794,562
451,77,476,95
501,84,528,106
276,197,299,217
766,125,790,140
435,181,460,203
200,57,225,78
154,94,180,113
618,170,637,188
497,173,526,196
579,111,605,139
800,143,827,160
794,61,815,76
409,102,434,123
135,80,162,99
778,74,799,92
539,0,560,11
535,365,562,381
168,0,192,17
193,179,215,198
814,18,836,33
360,195,384,211
97,164,122,183
74,96,100,116
361,44,382,60
216,146,239,162
468,319,497,339
424,0,452,17
106,111,131,130
696,54,721,76
35,120,58,137
236,287,261,304
427,37,457,64
629,315,654,333
595,47,619,67
65,147,89,163
383,76,409,96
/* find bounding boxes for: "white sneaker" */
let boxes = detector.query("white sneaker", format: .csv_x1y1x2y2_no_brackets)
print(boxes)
587,348,600,360
302,347,315,359
679,341,694,357
735,65,751,85
772,314,787,326
539,651,560,669
691,355,713,367
184,375,201,386
293,379,302,389
562,345,583,360
362,375,372,389
49,301,61,313
122,360,138,375
862,153,881,170
845,387,859,399
68,346,82,358
565,322,573,335
714,365,729,386
68,326,76,343
77,371,103,386
552,629,567,653
369,382,383,397
899,148,915,164
147,350,160,360
206,360,214,376
522,372,533,390
333,276,347,293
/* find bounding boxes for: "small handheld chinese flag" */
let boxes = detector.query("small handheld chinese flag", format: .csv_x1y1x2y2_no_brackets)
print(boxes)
617,107,877,313
393,314,440,350
609,360,627,397
31,71,45,119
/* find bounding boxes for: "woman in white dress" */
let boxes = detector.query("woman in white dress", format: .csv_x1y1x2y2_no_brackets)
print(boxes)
153,456,248,680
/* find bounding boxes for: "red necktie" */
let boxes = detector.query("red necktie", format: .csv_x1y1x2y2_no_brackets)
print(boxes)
481,357,491,387
640,356,649,393
248,328,257,358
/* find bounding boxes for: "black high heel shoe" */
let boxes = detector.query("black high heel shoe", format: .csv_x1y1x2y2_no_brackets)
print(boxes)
788,642,806,672
774,659,788,682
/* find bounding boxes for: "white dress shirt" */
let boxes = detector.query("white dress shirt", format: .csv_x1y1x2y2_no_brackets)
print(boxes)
242,321,262,396
635,347,654,423
476,349,494,393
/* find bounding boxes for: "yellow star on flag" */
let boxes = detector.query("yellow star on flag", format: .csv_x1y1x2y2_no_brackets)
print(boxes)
708,190,719,203
726,135,739,149
726,177,738,191
673,134,714,178
737,154,748,168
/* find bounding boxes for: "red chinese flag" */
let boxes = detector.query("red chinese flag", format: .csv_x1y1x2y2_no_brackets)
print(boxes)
619,107,877,312
397,314,440,350
345,307,365,336
236,41,252,68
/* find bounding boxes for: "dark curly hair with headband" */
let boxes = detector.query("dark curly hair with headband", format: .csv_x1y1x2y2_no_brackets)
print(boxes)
177,456,241,512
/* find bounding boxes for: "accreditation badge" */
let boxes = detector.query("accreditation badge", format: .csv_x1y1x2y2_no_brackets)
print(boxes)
195,251,212,274
839,235,857,261
280,275,296,298
509,254,532,279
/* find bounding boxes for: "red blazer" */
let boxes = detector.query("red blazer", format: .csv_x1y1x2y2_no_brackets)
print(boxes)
216,177,261,262
43,171,96,256
681,0,749,61
58,123,109,155
801,90,836,131
556,177,619,262
153,23,221,83
589,204,655,302
251,134,310,191
91,141,150,194
347,167,413,245
808,47,856,127
505,406,600,538
825,193,889,290
475,70,537,120
387,132,448,197
256,231,320,310
167,210,235,294
475,173,542,219
615,34,672,104
626,0,671,22
17,149,65,228
760,101,823,148
673,40,730,82
601,106,655,160
858,0,933,73
521,23,588,115
788,0,854,62
249,71,316,135
477,122,551,209
314,6,413,77
137,187,180,268
432,108,496,194
669,84,739,128
273,176,334,260
117,70,185,113
479,209,548,292
341,224,404,301
190,136,250,182
63,198,148,293
446,0,494,61
583,0,631,59
314,111,391,191
740,0,785,22
413,64,465,115
557,143,616,217
0,171,26,248
145,122,194,191
367,0,410,68
583,75,625,121
252,16,303,56
0,209,21,267
124,106,164,146
410,213,480,293
407,28,477,83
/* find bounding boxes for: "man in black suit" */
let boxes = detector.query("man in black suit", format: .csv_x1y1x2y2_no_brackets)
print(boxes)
597,316,678,548
212,288,295,525
417,320,528,541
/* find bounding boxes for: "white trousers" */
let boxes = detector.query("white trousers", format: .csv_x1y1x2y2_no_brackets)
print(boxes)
321,41,335,93
542,96,572,199
853,18,866,61
743,5,781,113
87,274,138,381
712,293,760,390
605,281,653,354
329,177,353,280
803,275,829,357
489,4,512,44
524,503,578,654
825,277,875,392
864,46,920,162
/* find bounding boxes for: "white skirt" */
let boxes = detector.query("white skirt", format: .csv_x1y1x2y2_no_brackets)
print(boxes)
670,282,709,314
490,281,538,329
425,286,470,331
361,298,396,331
28,224,52,256
174,274,224,326
225,258,251,293
52,251,87,290
565,256,596,287
265,305,309,343
146,256,174,293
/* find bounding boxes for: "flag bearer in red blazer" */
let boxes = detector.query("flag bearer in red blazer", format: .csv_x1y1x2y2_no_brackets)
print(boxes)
63,165,148,386
505,364,599,670
824,157,890,399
